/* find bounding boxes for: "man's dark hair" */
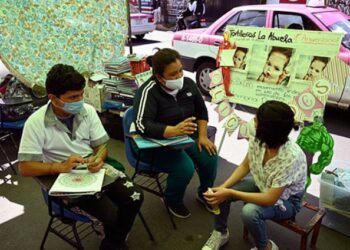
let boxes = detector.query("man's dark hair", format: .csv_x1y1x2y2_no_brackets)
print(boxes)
45,64,85,97
148,48,181,77
255,100,298,148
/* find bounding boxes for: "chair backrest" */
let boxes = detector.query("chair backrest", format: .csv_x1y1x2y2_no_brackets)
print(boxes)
40,188,90,223
123,107,153,171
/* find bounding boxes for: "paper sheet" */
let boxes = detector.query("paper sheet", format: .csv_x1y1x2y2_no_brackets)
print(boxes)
220,49,235,66
0,196,24,225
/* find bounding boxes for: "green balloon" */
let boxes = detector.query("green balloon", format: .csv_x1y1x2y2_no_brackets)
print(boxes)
296,122,334,191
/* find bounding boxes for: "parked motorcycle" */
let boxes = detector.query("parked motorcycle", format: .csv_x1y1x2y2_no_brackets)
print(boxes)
175,8,207,31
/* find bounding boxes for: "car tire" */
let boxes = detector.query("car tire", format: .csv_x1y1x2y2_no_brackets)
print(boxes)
196,61,217,95
135,34,145,40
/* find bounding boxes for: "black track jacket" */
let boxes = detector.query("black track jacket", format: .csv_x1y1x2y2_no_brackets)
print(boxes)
133,77,208,139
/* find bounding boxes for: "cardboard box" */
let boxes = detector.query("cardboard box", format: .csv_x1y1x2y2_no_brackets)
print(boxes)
84,81,105,113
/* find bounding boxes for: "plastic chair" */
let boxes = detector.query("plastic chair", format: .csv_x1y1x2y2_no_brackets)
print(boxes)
0,96,34,174
0,130,18,174
39,188,95,250
123,107,177,229
37,180,154,249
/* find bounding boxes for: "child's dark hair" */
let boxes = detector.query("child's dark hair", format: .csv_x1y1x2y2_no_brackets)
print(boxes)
255,100,298,148
311,56,330,70
236,47,248,56
146,48,181,77
45,64,85,97
268,46,293,68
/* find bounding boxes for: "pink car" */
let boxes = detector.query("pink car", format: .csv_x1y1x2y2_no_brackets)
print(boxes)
173,4,350,109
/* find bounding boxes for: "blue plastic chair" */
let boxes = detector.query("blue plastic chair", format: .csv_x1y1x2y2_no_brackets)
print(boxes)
123,107,177,229
38,173,155,249
39,188,95,250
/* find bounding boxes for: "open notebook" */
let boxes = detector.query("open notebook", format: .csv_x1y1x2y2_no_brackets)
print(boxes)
49,169,105,196
132,135,194,149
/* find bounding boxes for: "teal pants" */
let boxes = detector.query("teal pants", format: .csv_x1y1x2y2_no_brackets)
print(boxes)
137,143,218,205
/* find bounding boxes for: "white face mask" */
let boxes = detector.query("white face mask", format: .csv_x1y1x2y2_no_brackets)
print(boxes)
164,76,184,90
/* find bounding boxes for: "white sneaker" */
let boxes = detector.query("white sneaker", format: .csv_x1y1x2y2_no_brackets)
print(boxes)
269,240,279,250
250,240,279,250
202,230,229,250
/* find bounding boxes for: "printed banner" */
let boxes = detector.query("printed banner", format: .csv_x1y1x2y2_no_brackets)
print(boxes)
219,26,343,121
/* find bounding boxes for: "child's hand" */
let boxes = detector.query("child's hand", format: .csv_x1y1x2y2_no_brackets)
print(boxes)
86,156,104,173
203,187,232,205
60,155,84,173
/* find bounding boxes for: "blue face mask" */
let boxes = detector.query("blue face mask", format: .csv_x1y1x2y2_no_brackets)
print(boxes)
61,99,84,114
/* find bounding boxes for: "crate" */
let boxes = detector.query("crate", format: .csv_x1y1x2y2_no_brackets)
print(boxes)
319,161,350,217
129,58,150,76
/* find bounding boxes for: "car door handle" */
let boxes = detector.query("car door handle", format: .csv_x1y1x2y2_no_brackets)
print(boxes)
213,41,221,46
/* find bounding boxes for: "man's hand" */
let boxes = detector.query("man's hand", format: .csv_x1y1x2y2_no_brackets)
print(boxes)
174,117,197,136
86,156,104,173
203,187,232,205
60,155,85,173
198,136,217,155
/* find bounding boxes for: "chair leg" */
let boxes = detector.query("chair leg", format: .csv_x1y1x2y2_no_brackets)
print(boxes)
310,219,322,248
243,226,249,240
300,235,307,250
40,217,54,250
138,212,155,241
0,143,17,174
156,176,177,229
9,133,18,149
71,222,84,250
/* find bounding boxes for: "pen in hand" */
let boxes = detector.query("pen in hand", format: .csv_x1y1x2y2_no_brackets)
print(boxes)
87,144,108,173
72,144,107,171
91,144,108,163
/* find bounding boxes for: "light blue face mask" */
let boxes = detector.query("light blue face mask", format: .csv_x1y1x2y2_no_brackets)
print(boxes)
61,99,84,114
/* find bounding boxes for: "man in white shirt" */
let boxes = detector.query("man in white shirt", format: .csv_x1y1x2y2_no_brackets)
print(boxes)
18,64,143,250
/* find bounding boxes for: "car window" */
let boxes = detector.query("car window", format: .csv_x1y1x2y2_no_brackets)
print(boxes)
328,19,350,49
273,12,319,31
237,10,267,27
216,11,240,36
314,12,350,50
215,10,266,36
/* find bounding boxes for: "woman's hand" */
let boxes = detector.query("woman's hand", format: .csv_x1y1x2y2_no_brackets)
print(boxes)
203,187,232,205
198,136,217,155
86,156,104,173
174,117,197,136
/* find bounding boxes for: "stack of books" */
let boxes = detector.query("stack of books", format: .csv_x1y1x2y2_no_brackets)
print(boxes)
103,78,138,98
104,57,131,76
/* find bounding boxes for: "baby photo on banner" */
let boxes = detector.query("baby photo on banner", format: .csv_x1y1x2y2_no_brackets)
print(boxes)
218,25,343,121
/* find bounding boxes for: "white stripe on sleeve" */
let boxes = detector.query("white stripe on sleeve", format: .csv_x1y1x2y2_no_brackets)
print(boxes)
136,81,156,133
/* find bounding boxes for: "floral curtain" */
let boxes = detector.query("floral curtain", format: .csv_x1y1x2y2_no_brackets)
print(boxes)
0,1,128,87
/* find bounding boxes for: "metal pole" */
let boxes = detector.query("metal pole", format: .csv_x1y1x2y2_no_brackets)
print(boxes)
218,129,227,155
138,0,142,12
126,0,133,54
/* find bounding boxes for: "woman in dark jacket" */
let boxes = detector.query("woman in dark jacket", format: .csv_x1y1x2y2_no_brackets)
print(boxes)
133,48,217,218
